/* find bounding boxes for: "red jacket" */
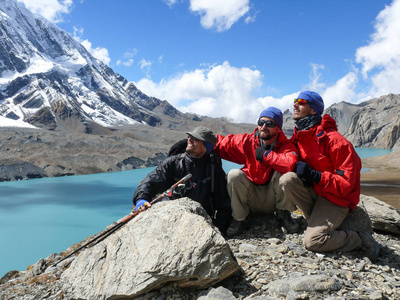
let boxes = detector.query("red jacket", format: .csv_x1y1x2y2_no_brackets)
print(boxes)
291,114,361,211
214,128,298,185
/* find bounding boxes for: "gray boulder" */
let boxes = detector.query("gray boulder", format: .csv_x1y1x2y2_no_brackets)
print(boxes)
60,198,239,299
197,286,237,300
359,194,400,235
339,204,374,234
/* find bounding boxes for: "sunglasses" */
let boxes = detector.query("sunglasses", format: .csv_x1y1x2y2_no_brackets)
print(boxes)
187,135,201,142
257,119,277,128
294,98,309,105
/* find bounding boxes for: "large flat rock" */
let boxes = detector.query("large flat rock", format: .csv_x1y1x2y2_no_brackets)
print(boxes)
61,198,239,299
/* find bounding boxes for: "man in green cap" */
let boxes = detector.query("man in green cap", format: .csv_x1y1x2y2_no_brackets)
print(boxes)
132,126,232,235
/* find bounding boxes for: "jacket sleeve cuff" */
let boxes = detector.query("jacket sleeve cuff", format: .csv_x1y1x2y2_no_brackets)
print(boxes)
262,150,272,162
317,172,327,186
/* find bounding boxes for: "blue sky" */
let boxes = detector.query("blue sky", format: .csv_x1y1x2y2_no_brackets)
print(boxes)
18,0,400,123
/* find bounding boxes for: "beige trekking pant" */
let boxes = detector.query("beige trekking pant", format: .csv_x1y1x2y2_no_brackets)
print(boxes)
227,169,296,221
279,172,362,252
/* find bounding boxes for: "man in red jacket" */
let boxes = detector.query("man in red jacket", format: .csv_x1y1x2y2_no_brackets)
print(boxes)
279,90,380,260
214,107,299,237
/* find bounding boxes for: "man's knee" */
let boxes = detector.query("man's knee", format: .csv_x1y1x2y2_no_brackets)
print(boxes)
227,169,247,188
279,172,299,190
227,169,244,181
303,231,328,252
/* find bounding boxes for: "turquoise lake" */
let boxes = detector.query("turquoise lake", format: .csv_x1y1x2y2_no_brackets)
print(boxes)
0,148,392,277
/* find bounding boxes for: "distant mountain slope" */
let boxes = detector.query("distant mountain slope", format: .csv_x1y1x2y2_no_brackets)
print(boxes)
324,101,360,135
0,0,196,133
345,93,400,149
322,94,400,150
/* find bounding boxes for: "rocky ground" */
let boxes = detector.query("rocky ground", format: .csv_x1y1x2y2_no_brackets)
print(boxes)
133,216,400,300
1,208,399,300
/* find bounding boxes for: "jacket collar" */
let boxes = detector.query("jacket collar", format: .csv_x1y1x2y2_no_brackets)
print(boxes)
293,114,337,143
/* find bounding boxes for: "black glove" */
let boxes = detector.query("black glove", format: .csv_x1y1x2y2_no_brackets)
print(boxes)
255,145,271,162
295,161,321,186
168,139,188,157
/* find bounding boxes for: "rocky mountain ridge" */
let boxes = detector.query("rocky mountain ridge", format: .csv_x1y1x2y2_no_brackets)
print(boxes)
0,120,255,182
0,0,197,133
345,93,400,149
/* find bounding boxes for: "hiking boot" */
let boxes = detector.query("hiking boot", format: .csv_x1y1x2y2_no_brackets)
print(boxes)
358,232,380,261
226,219,245,238
275,209,300,234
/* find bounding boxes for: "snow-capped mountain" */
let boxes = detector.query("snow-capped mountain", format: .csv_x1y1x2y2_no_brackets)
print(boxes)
0,0,191,133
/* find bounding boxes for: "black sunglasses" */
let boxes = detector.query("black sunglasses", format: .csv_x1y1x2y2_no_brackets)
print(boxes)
187,135,201,142
257,119,277,128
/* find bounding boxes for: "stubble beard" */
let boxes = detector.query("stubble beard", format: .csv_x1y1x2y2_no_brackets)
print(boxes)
292,114,302,121
186,145,195,156
260,131,272,141
186,145,204,158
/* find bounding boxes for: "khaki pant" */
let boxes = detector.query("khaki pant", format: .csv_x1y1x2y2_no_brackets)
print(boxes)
227,169,296,221
279,172,362,252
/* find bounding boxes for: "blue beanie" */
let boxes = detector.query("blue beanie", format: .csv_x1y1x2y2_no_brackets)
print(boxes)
258,107,283,129
297,91,324,115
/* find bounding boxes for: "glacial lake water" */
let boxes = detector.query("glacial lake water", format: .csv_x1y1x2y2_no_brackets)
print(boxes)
0,147,392,277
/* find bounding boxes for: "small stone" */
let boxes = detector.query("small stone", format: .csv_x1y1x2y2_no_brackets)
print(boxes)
239,243,258,252
356,261,366,271
267,238,282,245
255,278,269,285
380,265,390,272
369,290,383,300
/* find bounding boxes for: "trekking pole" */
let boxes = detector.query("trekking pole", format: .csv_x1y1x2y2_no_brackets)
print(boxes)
53,173,193,266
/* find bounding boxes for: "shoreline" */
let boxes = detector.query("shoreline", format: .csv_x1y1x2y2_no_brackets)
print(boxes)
360,166,400,210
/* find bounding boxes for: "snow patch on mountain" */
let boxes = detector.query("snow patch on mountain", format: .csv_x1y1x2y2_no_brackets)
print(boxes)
0,115,36,128
0,0,191,131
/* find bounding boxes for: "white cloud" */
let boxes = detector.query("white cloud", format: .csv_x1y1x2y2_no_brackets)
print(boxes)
355,0,400,97
304,63,358,108
135,55,365,124
322,72,358,108
73,26,84,38
139,58,152,78
163,0,253,31
136,61,265,123
17,0,73,23
140,59,152,69
72,26,111,66
163,0,179,7
255,93,299,118
116,59,134,67
116,50,137,67
244,14,256,24
307,63,326,92
80,40,111,65
189,0,251,32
